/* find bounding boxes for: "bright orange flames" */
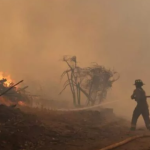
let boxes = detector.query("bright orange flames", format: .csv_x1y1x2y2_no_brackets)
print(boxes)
0,72,14,87
0,72,27,107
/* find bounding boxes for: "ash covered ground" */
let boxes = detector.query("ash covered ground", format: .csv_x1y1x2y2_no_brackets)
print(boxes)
0,105,143,150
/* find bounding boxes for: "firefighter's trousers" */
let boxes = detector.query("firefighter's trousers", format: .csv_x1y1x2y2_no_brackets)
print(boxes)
131,104,150,128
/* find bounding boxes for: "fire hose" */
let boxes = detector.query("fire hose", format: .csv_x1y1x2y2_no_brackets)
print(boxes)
99,134,150,150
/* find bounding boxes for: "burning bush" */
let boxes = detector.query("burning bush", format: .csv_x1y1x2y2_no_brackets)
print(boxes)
0,73,31,107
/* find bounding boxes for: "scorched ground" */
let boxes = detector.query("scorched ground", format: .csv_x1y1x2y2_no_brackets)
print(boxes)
0,105,146,150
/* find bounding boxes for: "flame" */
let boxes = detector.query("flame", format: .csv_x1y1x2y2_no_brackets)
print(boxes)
0,97,14,106
18,101,27,106
0,72,27,107
0,72,14,87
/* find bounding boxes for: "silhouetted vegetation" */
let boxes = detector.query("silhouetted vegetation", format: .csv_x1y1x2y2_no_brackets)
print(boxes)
60,55,119,107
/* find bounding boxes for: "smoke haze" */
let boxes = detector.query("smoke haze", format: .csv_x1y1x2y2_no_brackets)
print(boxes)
0,0,150,124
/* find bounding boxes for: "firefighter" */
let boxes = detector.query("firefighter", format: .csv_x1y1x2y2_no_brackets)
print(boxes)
130,79,150,130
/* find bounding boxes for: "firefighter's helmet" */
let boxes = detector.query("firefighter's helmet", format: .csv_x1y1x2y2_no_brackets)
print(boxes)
134,79,144,86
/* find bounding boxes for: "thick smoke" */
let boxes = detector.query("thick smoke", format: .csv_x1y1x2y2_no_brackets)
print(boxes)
0,0,150,124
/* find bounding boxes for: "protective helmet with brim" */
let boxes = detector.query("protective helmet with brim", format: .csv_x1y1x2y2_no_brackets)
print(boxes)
134,79,144,86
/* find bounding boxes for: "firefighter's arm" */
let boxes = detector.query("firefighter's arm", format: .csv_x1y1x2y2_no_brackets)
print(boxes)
131,90,136,99
131,89,141,101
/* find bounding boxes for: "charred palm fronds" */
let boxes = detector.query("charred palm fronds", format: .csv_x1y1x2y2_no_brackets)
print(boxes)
60,56,119,107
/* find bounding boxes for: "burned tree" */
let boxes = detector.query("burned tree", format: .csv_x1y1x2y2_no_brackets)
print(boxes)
60,56,119,107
